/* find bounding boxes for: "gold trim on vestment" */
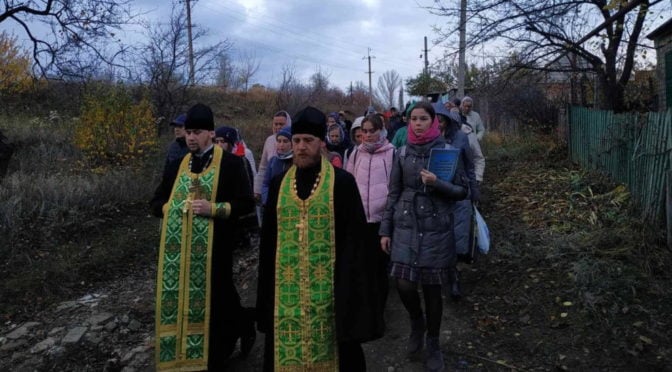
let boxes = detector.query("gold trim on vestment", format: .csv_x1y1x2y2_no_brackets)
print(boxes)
155,146,223,371
273,156,339,371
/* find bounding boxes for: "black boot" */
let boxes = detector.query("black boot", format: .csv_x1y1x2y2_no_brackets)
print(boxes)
448,268,462,301
408,316,426,355
425,336,445,372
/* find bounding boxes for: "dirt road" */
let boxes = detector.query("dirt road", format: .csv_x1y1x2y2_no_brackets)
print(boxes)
2,150,670,371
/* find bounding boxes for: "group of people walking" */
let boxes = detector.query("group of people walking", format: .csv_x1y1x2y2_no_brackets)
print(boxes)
150,98,486,371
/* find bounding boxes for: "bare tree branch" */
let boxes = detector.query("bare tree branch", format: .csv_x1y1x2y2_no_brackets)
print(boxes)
236,50,261,92
424,0,669,110
375,70,401,109
137,1,231,123
1,0,136,79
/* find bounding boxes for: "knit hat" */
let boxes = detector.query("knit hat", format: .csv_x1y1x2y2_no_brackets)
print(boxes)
292,106,326,139
214,126,238,147
171,114,186,127
184,103,214,130
276,125,292,140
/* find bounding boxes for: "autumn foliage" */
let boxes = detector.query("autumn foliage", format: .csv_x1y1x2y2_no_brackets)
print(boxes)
0,32,33,96
75,84,156,167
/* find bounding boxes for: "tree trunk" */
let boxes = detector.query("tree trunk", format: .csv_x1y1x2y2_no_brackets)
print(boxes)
600,76,626,112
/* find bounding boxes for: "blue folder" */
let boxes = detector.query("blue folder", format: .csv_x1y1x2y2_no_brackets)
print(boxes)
427,148,460,182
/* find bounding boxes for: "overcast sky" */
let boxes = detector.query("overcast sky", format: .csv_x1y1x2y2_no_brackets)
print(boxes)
3,1,666,93
133,0,452,91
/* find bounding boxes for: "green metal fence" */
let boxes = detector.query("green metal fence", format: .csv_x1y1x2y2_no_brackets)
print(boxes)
569,106,672,224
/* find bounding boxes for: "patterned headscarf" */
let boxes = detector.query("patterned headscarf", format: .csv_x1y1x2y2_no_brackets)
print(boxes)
326,123,345,146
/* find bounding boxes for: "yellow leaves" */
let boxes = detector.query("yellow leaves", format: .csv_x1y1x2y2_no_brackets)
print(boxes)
493,159,630,232
0,31,33,95
74,84,156,168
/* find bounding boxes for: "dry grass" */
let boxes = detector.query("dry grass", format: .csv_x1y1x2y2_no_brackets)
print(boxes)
0,114,165,315
482,131,672,362
0,109,274,318
0,108,272,251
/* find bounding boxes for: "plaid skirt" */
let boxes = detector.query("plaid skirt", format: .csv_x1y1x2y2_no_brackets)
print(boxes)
388,262,450,285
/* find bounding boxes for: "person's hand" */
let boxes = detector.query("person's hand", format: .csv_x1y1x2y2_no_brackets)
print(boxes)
191,199,212,216
380,236,391,254
420,169,437,186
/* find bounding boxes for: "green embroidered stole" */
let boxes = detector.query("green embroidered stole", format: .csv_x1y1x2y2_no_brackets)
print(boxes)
155,146,223,371
274,156,339,371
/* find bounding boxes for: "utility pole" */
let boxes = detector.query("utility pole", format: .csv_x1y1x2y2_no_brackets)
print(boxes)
363,48,375,107
458,0,467,98
185,0,196,86
423,36,430,98
423,36,429,75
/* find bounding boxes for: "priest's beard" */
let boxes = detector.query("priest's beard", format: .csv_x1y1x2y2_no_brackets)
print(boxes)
293,152,321,169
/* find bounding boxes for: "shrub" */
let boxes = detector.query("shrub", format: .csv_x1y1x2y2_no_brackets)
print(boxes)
74,84,156,167
0,32,33,97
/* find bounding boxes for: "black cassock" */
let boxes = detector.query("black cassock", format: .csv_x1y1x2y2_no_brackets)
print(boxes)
256,163,384,371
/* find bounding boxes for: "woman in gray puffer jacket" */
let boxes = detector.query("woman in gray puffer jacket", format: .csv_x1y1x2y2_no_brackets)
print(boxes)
379,101,467,372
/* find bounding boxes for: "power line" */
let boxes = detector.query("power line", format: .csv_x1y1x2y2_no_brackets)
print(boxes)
209,2,410,62
228,35,359,72
197,2,421,72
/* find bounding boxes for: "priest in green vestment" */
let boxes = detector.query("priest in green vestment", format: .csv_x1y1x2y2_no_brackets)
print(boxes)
256,106,384,371
150,103,255,371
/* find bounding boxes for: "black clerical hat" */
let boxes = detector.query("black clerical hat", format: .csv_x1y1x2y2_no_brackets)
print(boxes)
292,106,326,140
185,103,214,131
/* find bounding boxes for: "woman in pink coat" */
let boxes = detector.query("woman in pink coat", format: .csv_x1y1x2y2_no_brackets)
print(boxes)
345,113,395,328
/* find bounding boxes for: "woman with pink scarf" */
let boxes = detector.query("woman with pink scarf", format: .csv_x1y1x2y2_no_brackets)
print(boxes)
379,101,468,372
